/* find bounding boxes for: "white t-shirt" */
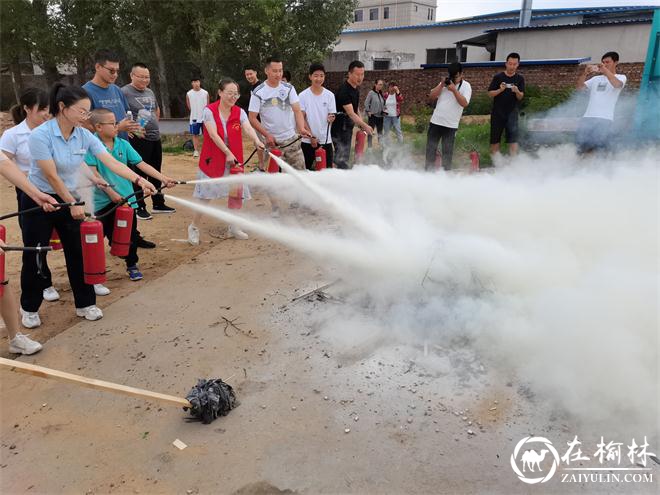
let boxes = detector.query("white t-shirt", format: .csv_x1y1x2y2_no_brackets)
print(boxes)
0,119,33,173
299,87,336,144
187,88,209,124
430,80,472,129
202,107,248,143
248,81,299,142
583,74,626,121
385,94,398,117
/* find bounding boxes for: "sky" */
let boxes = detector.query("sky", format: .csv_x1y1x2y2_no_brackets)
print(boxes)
435,0,660,21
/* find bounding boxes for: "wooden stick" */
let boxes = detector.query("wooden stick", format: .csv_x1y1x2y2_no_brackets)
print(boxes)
0,357,191,408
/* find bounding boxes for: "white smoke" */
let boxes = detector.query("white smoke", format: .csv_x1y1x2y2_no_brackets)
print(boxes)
167,144,659,429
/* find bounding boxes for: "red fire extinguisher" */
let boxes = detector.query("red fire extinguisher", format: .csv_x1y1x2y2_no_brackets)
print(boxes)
354,130,367,162
109,205,134,257
0,224,6,297
228,163,244,210
268,148,282,173
314,145,327,171
80,220,106,285
470,150,480,172
50,228,62,250
435,150,443,170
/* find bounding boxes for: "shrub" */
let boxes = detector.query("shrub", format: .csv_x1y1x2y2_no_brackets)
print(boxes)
410,104,433,133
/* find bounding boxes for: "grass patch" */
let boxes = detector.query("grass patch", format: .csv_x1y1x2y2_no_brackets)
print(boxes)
161,135,190,154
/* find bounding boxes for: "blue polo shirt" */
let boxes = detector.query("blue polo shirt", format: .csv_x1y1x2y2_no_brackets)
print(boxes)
28,118,106,194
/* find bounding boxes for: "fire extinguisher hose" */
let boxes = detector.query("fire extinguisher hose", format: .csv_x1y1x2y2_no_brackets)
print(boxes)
0,201,85,221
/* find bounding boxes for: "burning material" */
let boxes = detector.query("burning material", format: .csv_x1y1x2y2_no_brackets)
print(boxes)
184,379,238,424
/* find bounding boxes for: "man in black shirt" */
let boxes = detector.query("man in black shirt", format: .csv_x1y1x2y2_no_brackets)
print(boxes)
331,60,373,169
237,65,264,167
488,52,525,157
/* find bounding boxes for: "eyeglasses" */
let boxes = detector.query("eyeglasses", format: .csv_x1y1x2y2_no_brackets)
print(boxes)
132,74,150,80
68,105,91,119
223,92,240,98
99,122,119,127
101,65,119,75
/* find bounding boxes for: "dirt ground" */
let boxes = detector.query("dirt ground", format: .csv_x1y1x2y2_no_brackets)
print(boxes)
1,152,658,494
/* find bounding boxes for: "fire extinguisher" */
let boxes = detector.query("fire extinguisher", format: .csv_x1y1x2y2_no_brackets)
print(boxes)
228,163,244,210
268,148,282,173
470,150,480,172
80,220,106,285
354,130,367,162
50,228,62,250
314,146,327,171
0,224,6,297
109,205,134,257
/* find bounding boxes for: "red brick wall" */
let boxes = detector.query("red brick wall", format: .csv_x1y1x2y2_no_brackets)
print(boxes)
324,62,644,114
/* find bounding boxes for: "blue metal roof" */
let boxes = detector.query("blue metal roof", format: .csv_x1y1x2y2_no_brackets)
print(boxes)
342,5,657,34
488,18,653,33
420,58,591,70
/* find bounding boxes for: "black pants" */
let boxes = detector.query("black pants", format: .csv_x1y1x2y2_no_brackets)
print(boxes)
367,115,383,147
20,194,94,312
301,142,334,171
16,188,52,287
96,203,139,268
425,123,457,171
129,137,164,208
331,125,353,169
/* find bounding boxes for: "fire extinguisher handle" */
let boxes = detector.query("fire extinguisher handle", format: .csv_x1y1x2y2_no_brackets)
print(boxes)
0,201,86,221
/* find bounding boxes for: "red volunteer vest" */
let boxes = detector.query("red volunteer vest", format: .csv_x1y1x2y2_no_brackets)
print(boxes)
198,101,244,178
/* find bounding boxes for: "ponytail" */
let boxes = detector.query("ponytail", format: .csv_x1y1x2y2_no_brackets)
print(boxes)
10,87,49,124
49,83,89,116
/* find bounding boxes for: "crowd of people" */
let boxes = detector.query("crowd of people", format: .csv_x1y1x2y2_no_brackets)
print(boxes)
0,48,626,355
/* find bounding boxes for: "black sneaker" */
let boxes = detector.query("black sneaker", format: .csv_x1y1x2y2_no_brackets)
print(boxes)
152,204,176,214
136,237,156,249
136,208,152,220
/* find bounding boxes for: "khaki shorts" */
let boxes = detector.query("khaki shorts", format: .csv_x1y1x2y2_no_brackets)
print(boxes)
277,135,306,171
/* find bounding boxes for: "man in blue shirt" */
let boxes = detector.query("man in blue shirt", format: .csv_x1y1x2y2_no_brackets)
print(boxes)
83,49,156,246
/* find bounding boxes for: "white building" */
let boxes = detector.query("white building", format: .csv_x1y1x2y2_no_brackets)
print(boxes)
326,5,656,71
348,0,437,31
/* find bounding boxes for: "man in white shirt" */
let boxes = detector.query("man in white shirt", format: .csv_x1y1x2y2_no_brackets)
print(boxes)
186,78,209,158
299,63,336,170
575,51,626,154
248,57,311,171
425,62,472,171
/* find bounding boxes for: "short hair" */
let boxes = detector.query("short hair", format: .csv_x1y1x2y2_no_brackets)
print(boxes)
348,60,365,72
191,77,201,82
448,62,463,75
308,63,326,75
602,51,619,62
388,81,397,87
218,78,238,92
131,62,148,71
265,56,282,67
243,65,257,72
94,49,120,66
90,108,114,126
506,52,521,62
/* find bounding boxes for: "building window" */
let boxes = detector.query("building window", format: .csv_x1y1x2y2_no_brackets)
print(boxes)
384,6,389,19
369,8,378,20
428,8,434,20
426,47,468,64
373,59,390,70
354,9,363,22
414,5,418,12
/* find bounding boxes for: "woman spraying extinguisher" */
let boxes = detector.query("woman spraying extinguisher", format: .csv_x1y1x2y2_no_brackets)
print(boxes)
20,83,156,329
187,78,265,245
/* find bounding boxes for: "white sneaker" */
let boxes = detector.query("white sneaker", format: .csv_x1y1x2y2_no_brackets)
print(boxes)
193,150,199,158
228,225,249,240
76,305,103,321
42,286,60,302
20,308,41,329
9,333,43,355
188,224,200,245
94,284,111,296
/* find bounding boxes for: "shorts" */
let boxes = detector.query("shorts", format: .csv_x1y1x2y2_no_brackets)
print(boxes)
575,117,612,154
274,135,306,171
490,112,519,144
189,122,203,135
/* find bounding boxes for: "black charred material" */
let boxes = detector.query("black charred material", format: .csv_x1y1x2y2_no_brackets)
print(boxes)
184,378,237,424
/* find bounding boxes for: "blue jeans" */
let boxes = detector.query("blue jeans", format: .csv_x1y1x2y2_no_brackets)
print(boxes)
383,116,403,144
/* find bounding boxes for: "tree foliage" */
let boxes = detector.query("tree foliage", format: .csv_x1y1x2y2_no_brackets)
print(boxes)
1,0,357,114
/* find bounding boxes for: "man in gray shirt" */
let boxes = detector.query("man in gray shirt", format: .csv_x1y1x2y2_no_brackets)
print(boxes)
122,62,175,217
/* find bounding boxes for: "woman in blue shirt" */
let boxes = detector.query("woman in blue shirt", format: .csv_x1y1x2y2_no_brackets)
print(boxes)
20,83,156,329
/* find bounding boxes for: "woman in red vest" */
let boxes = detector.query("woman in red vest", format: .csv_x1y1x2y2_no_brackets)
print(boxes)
187,78,264,244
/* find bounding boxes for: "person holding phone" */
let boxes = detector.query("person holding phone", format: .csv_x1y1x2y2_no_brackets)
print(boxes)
487,52,525,157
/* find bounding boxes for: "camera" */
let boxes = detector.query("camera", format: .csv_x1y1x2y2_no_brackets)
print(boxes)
505,83,513,89
444,77,452,86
